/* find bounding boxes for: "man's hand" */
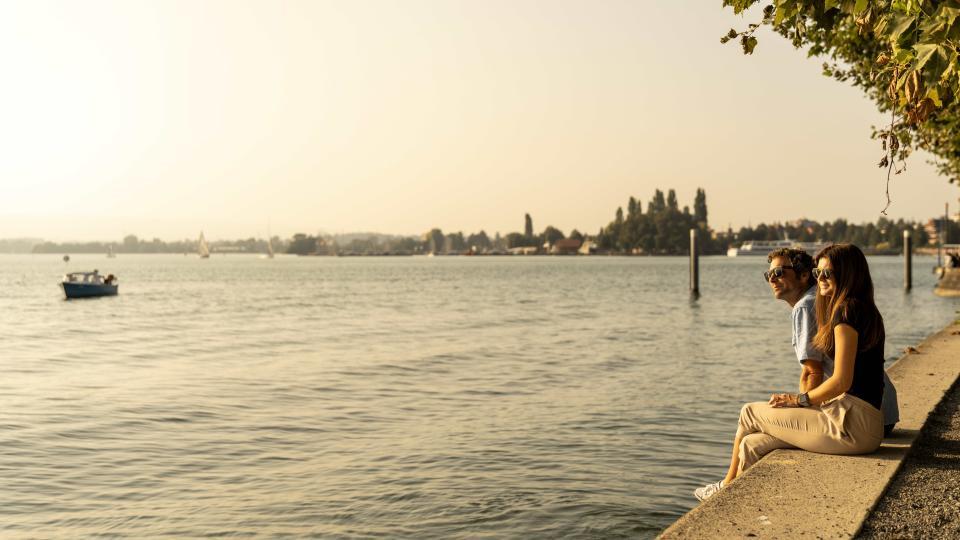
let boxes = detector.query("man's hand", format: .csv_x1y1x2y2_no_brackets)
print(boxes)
769,393,800,408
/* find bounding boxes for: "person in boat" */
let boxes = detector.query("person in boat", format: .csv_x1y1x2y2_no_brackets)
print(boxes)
695,244,888,501
104,274,116,285
948,251,960,269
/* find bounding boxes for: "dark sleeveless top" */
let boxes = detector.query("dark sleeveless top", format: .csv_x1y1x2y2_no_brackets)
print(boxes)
830,299,885,410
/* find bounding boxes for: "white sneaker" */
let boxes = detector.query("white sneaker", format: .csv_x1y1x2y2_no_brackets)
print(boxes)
693,480,724,502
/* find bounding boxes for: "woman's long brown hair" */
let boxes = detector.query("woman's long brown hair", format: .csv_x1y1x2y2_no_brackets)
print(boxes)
812,244,885,354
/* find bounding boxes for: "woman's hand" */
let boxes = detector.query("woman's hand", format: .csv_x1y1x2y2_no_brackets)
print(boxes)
769,393,799,408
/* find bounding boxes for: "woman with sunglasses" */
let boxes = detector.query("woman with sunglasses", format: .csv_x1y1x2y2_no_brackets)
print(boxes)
695,243,886,501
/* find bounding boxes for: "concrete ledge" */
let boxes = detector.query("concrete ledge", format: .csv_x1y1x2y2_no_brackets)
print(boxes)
659,321,960,539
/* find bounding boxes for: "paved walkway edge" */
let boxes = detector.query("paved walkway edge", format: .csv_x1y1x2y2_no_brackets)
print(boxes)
658,319,960,539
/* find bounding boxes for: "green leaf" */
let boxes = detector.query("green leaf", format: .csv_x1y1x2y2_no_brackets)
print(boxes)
915,44,952,83
936,7,960,40
773,0,798,26
824,0,839,10
774,6,786,26
927,87,942,107
889,14,916,44
915,43,945,69
854,0,868,13
919,5,960,42
893,49,915,64
942,51,960,82
724,0,754,15
941,7,960,27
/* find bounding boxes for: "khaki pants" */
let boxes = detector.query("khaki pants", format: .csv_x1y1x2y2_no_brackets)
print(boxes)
736,393,883,474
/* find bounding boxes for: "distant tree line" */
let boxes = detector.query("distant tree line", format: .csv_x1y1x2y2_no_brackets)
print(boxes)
596,188,711,254
593,188,955,254
286,232,423,255
14,192,958,257
726,217,957,251
31,234,282,254
418,213,588,255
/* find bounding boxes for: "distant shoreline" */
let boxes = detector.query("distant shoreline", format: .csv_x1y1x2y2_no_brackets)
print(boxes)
2,250,944,257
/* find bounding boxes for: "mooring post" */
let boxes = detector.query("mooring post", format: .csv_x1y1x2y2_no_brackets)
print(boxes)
690,228,699,296
904,229,912,291
938,204,945,268
946,202,950,245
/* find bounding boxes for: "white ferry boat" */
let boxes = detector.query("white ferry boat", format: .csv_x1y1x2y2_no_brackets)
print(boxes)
727,239,828,257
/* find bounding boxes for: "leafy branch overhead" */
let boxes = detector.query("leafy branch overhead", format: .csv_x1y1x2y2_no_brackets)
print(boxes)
721,0,960,211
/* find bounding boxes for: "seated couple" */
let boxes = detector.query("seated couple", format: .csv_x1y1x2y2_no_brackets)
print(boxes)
694,244,899,502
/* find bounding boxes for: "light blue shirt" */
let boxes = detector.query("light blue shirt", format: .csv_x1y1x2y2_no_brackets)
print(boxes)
792,285,899,425
792,286,832,373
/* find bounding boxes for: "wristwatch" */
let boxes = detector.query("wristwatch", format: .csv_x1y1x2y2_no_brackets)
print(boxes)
797,392,811,407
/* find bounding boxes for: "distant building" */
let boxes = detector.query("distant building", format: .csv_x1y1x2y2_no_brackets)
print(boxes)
926,218,950,245
790,218,818,236
550,238,582,255
507,246,538,255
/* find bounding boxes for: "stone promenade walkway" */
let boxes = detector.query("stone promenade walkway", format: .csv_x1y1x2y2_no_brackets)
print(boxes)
858,378,960,538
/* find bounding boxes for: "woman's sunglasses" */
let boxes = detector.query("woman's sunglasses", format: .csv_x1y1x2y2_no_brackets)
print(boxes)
763,265,794,282
812,268,834,281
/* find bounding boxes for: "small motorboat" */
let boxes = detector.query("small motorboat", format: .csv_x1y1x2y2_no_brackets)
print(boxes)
61,270,118,299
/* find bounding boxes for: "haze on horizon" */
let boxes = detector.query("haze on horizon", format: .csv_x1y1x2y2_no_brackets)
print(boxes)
1,0,957,243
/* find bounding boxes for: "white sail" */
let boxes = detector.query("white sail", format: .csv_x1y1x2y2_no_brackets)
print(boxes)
267,238,275,258
198,232,210,258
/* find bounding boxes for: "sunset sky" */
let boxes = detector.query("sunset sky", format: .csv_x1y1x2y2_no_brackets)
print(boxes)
1,0,957,242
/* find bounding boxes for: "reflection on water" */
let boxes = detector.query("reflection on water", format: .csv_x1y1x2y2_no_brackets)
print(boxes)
0,254,955,538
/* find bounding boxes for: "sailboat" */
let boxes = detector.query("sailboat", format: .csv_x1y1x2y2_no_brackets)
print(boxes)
107,245,116,258
198,232,211,259
263,220,275,259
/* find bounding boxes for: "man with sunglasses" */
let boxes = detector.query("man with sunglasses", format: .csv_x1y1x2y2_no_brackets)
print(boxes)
765,248,899,435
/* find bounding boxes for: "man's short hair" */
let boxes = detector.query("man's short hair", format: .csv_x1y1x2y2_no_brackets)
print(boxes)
767,248,815,287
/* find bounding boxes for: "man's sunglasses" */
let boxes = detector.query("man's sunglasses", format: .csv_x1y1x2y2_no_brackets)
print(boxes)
763,265,795,282
812,268,834,281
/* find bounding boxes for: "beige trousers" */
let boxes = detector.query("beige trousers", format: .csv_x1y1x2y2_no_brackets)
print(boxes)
736,393,883,474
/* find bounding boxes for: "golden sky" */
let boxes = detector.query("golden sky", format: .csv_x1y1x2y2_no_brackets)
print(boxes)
1,0,956,241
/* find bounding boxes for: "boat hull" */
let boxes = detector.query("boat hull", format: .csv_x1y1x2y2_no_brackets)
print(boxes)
61,282,119,299
726,248,771,256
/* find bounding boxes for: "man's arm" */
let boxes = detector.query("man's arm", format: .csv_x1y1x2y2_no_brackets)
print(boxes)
799,359,824,393
794,301,825,393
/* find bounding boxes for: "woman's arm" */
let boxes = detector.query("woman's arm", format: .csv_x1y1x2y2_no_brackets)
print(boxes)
771,324,857,407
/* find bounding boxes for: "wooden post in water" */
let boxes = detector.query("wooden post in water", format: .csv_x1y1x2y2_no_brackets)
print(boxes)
946,202,951,245
690,228,699,296
904,229,912,291
938,204,945,268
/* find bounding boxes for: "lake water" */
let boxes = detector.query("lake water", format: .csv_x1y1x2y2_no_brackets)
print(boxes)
1,254,956,538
